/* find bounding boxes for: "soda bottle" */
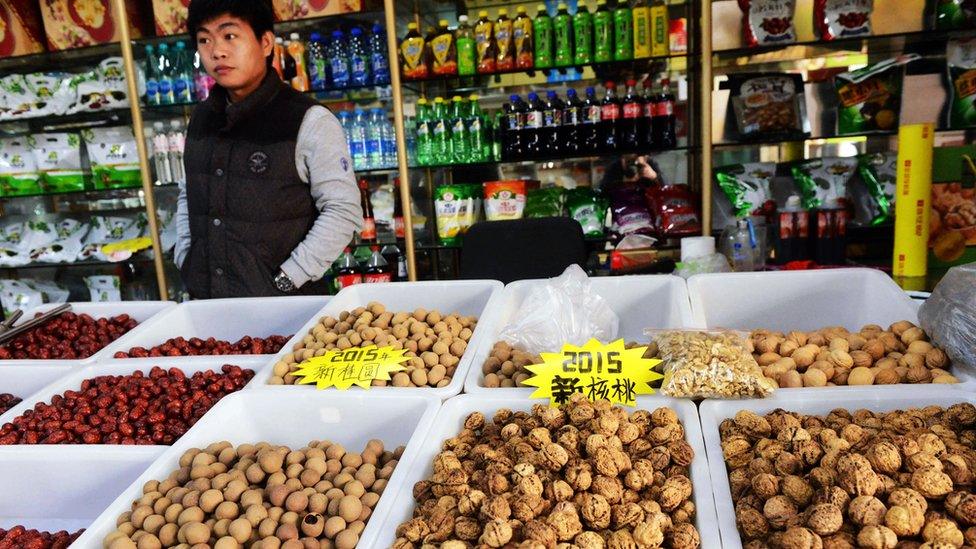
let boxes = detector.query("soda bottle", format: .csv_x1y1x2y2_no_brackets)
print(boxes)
272,37,285,79
193,48,215,101
432,97,452,162
467,94,489,162
651,0,670,57
574,0,594,66
492,111,504,161
601,81,621,152
430,19,458,76
359,178,377,242
282,38,297,84
369,23,391,85
620,79,643,152
363,246,392,283
144,45,160,106
450,96,469,164
495,8,515,71
593,0,614,63
543,90,564,156
330,30,350,88
553,3,574,68
381,110,397,168
172,42,194,103
348,27,370,87
308,32,327,91
642,78,657,148
506,94,528,160
475,10,496,74
415,97,432,165
534,4,554,69
157,43,175,105
392,177,405,239
334,247,363,290
366,108,383,169
350,108,368,170
381,244,401,280
456,15,477,76
613,1,634,61
632,0,652,59
524,92,545,159
562,88,583,155
400,23,428,80
287,33,310,91
653,76,676,148
581,86,602,152
513,6,534,69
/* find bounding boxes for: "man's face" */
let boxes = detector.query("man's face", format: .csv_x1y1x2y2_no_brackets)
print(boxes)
195,14,273,92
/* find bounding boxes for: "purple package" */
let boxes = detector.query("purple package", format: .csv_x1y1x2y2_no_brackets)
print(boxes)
610,185,656,236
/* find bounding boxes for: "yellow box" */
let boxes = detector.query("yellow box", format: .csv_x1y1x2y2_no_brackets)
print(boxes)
892,123,935,278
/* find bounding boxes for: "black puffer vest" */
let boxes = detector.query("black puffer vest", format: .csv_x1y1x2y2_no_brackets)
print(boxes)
181,72,329,298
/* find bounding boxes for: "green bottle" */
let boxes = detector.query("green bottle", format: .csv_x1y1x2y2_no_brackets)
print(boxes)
574,0,593,66
450,96,469,164
533,4,554,69
415,97,432,166
593,0,613,63
466,94,489,162
432,97,451,163
456,14,477,76
553,3,574,68
613,0,633,61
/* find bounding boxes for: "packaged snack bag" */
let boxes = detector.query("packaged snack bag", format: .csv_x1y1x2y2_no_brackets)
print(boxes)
814,0,873,40
566,187,608,237
32,133,85,193
739,0,797,47
792,157,858,209
66,58,129,114
715,162,778,219
946,38,976,129
78,215,145,261
645,184,702,237
484,180,531,221
525,187,565,218
729,72,807,140
85,275,121,302
82,126,141,189
856,151,896,225
435,184,472,246
834,54,918,135
30,218,87,263
0,137,41,196
609,185,655,236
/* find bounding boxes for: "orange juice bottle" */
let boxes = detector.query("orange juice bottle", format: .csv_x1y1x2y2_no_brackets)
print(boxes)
287,33,309,91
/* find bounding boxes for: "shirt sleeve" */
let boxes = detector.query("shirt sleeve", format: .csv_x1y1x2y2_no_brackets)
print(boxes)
174,179,191,269
280,105,363,288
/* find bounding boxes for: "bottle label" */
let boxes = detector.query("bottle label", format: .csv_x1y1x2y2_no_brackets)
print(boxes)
401,38,425,70
145,80,160,105
335,273,363,289
350,141,365,157
594,17,613,57
364,272,393,283
331,58,349,84
475,22,494,60
351,57,368,83
507,112,523,130
433,120,448,137
416,121,430,138
395,217,405,238
654,100,675,117
601,104,620,120
431,33,455,68
585,105,601,123
633,7,651,58
543,108,562,127
526,111,543,128
310,59,326,88
514,19,532,53
397,259,408,279
651,5,669,56
371,53,390,82
361,217,377,240
174,78,192,103
535,22,553,63
623,102,642,119
469,118,482,133
366,138,381,159
158,80,174,103
644,101,656,118
574,17,592,56
565,106,581,125
496,21,513,57
555,20,572,57
457,37,476,74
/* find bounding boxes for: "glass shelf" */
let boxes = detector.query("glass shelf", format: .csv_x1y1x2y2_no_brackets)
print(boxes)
0,43,121,73
0,255,154,272
0,183,177,202
713,125,976,149
412,147,693,170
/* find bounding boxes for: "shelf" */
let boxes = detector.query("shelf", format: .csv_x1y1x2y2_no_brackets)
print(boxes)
713,125,976,149
0,255,154,272
0,183,177,202
141,83,393,114
0,43,121,73
412,147,692,170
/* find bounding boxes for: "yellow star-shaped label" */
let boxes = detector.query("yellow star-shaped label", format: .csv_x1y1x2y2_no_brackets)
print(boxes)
293,345,409,390
522,339,663,407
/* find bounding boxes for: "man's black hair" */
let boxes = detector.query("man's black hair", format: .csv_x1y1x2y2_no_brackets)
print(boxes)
187,0,275,40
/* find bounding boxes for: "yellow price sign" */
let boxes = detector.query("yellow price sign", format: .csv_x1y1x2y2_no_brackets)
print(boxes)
101,237,153,255
523,339,663,407
293,345,410,390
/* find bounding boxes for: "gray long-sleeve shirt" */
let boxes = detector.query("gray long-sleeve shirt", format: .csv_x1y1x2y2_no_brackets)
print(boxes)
174,105,362,289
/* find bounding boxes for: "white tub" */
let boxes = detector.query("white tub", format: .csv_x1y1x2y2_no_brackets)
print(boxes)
0,364,72,405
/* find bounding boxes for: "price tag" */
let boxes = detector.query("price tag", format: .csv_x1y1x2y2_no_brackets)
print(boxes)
523,339,663,407
101,237,153,262
293,345,410,389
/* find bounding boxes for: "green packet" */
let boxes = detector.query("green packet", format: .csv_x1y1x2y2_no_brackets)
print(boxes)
525,187,565,218
857,152,896,225
714,162,777,219
947,38,976,129
835,54,918,135
791,157,858,210
566,187,608,237
434,184,480,246
32,133,86,193
0,137,41,196
82,127,141,189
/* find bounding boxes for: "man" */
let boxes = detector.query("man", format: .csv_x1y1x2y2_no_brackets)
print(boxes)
175,0,361,297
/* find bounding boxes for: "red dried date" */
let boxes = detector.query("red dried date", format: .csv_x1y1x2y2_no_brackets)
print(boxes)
0,393,21,415
0,527,83,549
0,365,253,445
0,313,138,360
113,334,291,358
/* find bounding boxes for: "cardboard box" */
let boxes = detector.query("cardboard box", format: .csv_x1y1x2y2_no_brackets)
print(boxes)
151,0,190,36
39,0,151,51
0,0,46,57
928,145,976,269
271,0,362,22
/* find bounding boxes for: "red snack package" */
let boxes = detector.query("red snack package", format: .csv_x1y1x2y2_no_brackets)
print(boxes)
645,184,702,237
739,0,797,47
814,0,873,40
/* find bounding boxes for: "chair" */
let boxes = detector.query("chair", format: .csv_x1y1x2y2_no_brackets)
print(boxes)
459,217,588,283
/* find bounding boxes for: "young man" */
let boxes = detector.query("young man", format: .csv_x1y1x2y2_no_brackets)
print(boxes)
175,0,361,298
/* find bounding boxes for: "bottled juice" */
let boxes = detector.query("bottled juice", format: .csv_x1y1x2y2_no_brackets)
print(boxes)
574,0,594,65
513,6,534,69
287,33,309,91
457,15,477,76
400,23,429,79
273,37,285,79
533,4,554,69
495,8,515,71
430,19,458,76
553,3,574,68
613,1,634,61
632,0,652,58
651,0,670,56
593,0,614,63
475,10,497,74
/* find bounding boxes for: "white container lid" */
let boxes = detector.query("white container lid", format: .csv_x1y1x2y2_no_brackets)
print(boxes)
681,236,715,262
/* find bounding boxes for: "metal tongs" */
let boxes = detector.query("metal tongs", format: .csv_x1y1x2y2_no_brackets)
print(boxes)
0,303,72,346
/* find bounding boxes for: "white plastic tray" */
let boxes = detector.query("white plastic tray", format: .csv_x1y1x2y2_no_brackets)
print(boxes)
0,364,72,405
0,356,269,436
373,393,721,549
0,301,175,367
0,445,164,532
463,274,697,396
699,385,976,549
251,280,504,399
100,296,330,363
71,390,441,549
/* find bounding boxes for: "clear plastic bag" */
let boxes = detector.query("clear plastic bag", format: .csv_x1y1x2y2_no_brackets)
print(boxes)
919,262,976,377
497,264,619,355
647,328,776,398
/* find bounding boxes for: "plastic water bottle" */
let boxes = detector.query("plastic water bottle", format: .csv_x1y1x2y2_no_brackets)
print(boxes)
366,108,383,169
337,110,353,156
369,24,390,85
308,32,327,91
348,27,369,87
168,120,186,185
350,108,368,170
157,43,175,105
329,30,350,88
381,110,397,167
404,117,417,165
172,41,194,104
144,45,160,106
150,122,171,183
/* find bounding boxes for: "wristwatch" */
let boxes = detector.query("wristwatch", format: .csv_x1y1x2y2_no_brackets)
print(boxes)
274,271,296,293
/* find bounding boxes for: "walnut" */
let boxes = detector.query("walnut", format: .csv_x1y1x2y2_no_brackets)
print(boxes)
945,404,976,428
397,518,431,542
459,490,486,516
837,454,882,497
806,503,843,536
723,436,755,469
667,521,701,549
764,495,799,529
454,516,482,540
922,518,964,546
849,496,887,527
888,488,929,520
546,509,583,541
867,442,903,475
523,519,558,546
777,527,823,549
540,443,570,471
738,506,770,540
611,503,645,530
606,529,637,549
591,475,624,504
813,487,851,515
776,452,804,476
809,468,836,491
945,491,976,526
736,410,773,439
512,494,545,522
659,475,693,512
822,532,856,549
668,441,695,467
783,475,816,507
965,525,976,546
911,467,954,499
917,433,948,457
574,530,606,549
479,518,513,548
907,452,944,472
753,473,782,499
579,493,611,530
857,525,898,549
885,506,923,537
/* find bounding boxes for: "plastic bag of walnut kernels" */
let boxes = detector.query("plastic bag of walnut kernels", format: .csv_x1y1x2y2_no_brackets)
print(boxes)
647,329,777,399
728,72,808,141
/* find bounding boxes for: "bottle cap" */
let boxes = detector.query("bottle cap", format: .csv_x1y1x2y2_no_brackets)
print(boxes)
627,79,636,86
290,32,300,40
498,8,508,15
175,41,185,49
469,94,479,100
517,6,527,13
159,43,169,50
510,94,520,102
566,88,577,96
605,81,615,88
585,86,595,94
434,97,445,103
351,27,363,35
407,22,418,29
332,29,344,38
439,19,449,27
452,96,463,102
276,37,283,43
371,246,380,252
310,32,321,41
536,4,547,11
785,195,802,210
558,2,568,10
458,14,469,22
479,10,489,17
145,44,154,52
680,236,716,262
344,247,352,253
547,90,556,98
528,91,538,99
